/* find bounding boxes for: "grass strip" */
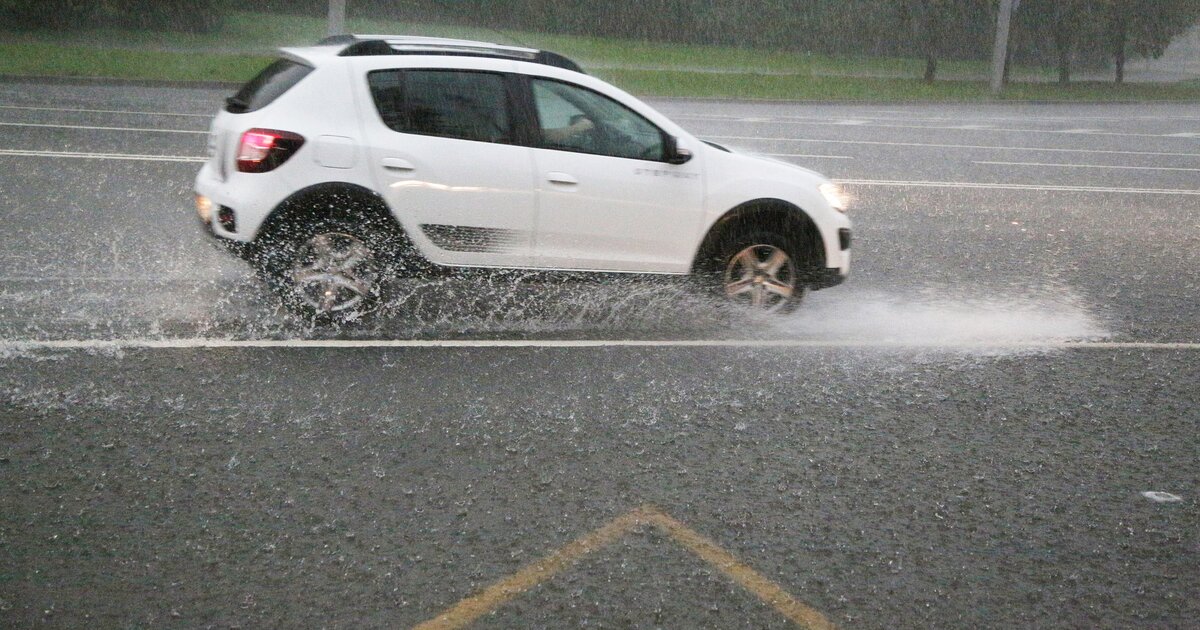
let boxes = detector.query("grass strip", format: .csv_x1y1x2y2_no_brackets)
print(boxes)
4,7,1191,101
596,68,1200,102
0,43,271,83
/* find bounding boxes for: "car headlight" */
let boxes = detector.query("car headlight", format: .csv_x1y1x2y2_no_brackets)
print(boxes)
819,183,848,212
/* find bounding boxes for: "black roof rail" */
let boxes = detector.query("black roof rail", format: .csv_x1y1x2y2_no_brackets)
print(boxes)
317,34,358,46
330,35,585,74
340,40,394,57
534,51,583,73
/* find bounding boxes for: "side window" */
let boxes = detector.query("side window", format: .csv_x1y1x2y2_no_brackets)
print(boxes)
368,69,512,144
530,79,665,161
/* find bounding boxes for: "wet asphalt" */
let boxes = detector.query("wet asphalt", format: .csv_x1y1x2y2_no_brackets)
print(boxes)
0,79,1197,628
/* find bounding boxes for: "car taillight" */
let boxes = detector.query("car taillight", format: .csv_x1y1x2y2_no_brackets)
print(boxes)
235,128,305,173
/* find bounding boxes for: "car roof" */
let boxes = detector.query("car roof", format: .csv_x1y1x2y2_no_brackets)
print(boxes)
280,34,584,74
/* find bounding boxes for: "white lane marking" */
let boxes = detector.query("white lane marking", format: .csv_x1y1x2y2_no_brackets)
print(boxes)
974,160,1200,173
0,148,206,162
0,104,211,118
0,121,207,135
673,112,1200,124
707,135,1200,158
715,118,1190,138
1,338,1197,351
1166,132,1200,138
0,276,230,281
763,153,854,159
836,178,1200,195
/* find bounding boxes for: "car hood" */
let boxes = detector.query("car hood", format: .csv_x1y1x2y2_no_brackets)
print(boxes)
700,139,830,184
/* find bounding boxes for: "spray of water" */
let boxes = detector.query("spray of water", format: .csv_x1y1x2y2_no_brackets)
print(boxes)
766,286,1108,347
0,266,1108,353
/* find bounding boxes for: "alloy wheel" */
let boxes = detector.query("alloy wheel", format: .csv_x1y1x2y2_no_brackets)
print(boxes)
722,244,797,312
288,232,379,314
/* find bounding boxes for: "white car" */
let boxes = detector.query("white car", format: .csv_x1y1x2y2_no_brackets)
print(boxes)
194,35,851,321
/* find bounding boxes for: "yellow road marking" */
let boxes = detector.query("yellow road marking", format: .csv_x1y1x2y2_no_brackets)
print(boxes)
414,505,836,629
651,509,837,630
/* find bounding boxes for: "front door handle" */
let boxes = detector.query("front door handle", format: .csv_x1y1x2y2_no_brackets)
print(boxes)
382,157,415,172
547,171,578,185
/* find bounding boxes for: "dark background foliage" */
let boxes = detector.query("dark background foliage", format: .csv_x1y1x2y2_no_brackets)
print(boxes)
1,0,232,32
4,0,1198,82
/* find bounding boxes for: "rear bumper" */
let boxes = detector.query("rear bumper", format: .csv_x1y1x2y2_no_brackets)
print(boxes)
198,213,254,260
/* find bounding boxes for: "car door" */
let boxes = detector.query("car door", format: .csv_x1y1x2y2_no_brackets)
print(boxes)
359,61,537,268
526,78,704,273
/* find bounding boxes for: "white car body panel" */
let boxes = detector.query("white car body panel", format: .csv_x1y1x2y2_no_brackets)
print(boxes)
700,147,852,274
530,146,704,273
194,37,850,289
349,56,539,268
199,53,374,242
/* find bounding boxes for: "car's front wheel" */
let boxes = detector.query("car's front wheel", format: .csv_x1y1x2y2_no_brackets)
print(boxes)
709,232,806,313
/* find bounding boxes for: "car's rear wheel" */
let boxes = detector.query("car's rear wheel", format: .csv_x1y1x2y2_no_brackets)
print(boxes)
258,219,384,323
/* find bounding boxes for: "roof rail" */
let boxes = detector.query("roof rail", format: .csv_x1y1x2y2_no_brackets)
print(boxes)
319,34,585,74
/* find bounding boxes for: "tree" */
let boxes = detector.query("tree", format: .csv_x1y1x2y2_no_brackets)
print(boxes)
1,0,230,33
1100,0,1200,83
900,0,996,83
1019,0,1098,84
900,0,945,82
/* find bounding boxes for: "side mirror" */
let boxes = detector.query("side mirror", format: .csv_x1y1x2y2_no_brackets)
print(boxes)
664,135,693,165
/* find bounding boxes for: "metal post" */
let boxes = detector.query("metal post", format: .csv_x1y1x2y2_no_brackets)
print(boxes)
990,0,1016,94
328,0,347,37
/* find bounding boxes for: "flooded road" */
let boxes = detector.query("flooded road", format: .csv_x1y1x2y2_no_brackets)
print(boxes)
1,80,1197,628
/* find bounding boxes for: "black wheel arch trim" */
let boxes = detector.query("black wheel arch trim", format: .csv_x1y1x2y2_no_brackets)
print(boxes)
690,198,827,276
256,182,392,239
254,181,430,270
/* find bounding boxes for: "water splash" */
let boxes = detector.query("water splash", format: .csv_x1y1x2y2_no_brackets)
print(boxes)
0,267,1107,352
766,287,1108,348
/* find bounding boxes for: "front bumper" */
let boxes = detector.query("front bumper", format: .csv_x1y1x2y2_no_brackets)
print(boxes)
811,227,849,290
812,267,846,289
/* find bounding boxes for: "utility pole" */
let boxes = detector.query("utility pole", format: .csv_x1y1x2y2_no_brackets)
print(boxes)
328,0,347,37
990,0,1016,94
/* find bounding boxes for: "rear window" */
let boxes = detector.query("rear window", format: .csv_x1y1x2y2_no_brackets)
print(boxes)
225,59,313,114
367,69,513,144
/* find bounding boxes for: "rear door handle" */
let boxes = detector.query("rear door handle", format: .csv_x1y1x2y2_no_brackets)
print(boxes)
382,157,415,172
547,171,578,185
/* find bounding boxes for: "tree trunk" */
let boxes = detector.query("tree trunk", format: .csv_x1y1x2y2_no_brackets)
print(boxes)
922,10,941,84
1112,13,1128,84
1003,47,1013,86
1053,13,1071,85
1055,35,1071,85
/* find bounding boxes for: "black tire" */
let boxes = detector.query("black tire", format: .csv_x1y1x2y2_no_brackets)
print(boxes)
703,230,809,314
256,216,388,324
